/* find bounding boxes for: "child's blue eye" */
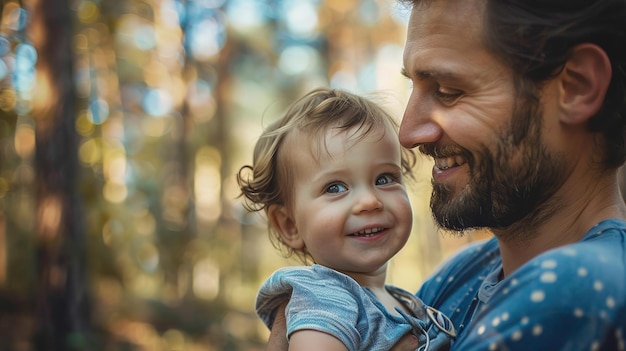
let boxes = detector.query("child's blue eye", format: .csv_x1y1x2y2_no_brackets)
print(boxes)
326,183,348,194
376,175,393,185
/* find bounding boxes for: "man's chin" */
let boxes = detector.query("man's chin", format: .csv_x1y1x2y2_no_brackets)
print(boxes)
431,190,491,231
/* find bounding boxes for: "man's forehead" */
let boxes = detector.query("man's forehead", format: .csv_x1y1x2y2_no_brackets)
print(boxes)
407,0,484,31
403,0,486,68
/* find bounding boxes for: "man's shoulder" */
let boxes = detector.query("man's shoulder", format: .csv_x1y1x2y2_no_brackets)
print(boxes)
502,227,626,310
534,219,626,276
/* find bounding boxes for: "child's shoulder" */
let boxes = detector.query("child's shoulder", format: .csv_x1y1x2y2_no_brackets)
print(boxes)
268,264,362,287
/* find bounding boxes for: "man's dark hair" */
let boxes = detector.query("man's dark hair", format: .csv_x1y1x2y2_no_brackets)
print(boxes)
486,0,626,168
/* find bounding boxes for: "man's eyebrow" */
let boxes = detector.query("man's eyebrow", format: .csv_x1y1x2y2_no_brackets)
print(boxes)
400,67,460,81
400,67,410,78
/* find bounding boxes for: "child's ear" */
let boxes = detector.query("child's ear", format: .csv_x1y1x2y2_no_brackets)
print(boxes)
267,205,304,250
557,43,612,125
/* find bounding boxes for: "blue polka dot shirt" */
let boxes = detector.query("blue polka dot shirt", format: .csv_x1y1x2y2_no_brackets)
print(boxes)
417,219,626,350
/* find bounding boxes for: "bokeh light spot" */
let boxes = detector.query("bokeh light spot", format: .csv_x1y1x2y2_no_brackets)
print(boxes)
103,182,128,203
143,89,173,117
225,0,268,28
188,15,226,61
283,1,318,37
78,0,100,24
76,110,95,136
79,138,102,165
193,259,219,300
278,45,319,75
14,124,35,159
133,24,156,51
15,43,37,68
88,98,109,124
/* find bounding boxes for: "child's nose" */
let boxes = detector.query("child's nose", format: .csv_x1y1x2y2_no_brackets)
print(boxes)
352,189,383,214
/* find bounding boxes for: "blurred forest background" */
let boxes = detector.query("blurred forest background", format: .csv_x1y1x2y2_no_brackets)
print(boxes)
0,0,485,350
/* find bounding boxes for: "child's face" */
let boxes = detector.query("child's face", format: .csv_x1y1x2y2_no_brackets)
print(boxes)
286,124,413,275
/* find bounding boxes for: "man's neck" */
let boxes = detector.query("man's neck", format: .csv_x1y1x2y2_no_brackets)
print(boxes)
493,171,626,278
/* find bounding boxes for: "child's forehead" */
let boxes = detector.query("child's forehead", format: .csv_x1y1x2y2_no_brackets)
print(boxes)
280,123,391,168
297,122,389,148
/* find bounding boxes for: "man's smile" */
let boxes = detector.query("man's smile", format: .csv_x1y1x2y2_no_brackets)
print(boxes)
434,155,467,170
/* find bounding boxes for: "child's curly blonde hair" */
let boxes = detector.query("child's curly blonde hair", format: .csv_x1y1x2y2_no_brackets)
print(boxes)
237,88,416,263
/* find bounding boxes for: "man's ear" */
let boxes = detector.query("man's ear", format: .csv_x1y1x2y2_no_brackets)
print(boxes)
267,205,304,250
557,43,612,124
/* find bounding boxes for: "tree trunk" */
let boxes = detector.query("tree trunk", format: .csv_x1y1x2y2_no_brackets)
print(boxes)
28,0,90,349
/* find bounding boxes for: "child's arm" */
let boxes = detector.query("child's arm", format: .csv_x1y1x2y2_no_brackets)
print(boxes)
288,330,349,351
264,305,349,351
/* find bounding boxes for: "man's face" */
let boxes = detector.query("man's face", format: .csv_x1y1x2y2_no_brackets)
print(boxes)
400,0,566,232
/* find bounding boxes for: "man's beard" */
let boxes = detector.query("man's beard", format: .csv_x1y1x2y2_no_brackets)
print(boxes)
425,95,567,234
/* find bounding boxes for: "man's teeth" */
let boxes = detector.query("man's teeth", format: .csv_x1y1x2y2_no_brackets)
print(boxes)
352,227,385,237
434,156,466,170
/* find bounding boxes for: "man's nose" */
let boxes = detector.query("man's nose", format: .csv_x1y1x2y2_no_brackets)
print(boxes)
399,91,443,149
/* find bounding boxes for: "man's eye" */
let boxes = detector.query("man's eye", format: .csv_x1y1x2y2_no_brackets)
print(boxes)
326,183,348,194
435,86,462,104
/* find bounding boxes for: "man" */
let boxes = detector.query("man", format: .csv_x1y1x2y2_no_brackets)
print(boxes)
266,0,626,349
